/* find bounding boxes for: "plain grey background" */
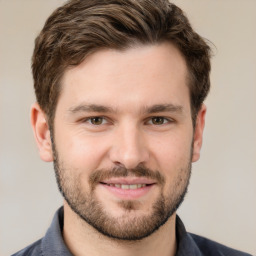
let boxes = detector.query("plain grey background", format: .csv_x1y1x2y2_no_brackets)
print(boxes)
0,0,255,255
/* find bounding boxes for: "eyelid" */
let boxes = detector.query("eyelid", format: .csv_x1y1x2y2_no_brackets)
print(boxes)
77,115,174,126
80,116,109,125
145,116,174,125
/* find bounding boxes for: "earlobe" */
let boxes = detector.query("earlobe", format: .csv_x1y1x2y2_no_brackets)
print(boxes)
192,104,206,162
31,103,53,162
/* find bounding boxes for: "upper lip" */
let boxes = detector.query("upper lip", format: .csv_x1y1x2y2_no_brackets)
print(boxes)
100,177,156,185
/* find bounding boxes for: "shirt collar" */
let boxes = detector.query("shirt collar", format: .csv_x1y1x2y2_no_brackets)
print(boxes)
175,215,202,256
41,207,72,256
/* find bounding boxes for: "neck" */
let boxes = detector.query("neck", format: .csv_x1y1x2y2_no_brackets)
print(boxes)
62,202,177,256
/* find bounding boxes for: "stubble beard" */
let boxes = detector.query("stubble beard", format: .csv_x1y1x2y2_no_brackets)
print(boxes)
52,142,192,241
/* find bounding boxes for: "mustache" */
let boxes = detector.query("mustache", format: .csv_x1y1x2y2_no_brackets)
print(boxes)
89,164,165,186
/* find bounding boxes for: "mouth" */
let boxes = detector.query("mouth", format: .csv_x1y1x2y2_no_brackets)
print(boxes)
98,178,156,200
100,183,152,189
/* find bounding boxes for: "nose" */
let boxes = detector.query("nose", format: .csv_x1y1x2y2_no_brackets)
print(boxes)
109,124,150,170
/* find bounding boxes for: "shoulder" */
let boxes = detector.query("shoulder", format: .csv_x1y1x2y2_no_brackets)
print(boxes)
189,233,253,256
11,239,42,256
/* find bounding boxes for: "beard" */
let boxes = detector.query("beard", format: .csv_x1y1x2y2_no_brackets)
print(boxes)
52,142,192,241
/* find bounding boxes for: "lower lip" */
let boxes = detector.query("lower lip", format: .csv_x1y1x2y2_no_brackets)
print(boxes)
99,183,155,200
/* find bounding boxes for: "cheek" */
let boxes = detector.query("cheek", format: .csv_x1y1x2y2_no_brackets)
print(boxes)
149,132,193,173
54,129,110,171
150,135,192,197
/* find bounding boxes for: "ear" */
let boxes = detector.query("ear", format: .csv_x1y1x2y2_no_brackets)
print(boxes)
192,104,206,162
31,103,53,162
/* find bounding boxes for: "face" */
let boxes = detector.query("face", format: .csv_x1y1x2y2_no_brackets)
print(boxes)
33,43,205,240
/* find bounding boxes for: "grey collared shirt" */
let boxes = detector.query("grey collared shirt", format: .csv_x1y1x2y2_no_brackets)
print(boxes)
12,207,252,256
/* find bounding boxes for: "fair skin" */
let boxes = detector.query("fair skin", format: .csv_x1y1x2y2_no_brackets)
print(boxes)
31,43,206,256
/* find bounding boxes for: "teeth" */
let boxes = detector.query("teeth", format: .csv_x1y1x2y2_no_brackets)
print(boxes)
129,184,138,190
107,184,147,189
121,184,129,190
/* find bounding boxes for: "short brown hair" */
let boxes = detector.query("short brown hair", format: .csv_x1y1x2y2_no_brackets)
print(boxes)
32,0,211,126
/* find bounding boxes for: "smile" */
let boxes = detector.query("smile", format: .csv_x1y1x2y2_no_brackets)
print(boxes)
99,179,156,200
102,183,148,189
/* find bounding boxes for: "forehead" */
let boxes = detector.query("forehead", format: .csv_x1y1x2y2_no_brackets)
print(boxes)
59,43,190,113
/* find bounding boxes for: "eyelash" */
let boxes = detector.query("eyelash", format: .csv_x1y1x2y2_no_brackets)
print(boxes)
146,116,173,125
81,116,173,126
82,116,108,125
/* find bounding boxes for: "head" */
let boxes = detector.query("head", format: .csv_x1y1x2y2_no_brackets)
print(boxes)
31,0,211,241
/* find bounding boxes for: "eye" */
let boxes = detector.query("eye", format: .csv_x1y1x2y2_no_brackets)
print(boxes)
146,116,171,125
87,117,107,125
151,116,166,125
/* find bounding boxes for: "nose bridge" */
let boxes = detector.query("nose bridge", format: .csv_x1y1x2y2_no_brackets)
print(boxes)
109,121,149,169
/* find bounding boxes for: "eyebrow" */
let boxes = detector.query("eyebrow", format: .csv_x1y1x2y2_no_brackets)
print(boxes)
68,103,183,115
69,104,116,114
145,104,183,114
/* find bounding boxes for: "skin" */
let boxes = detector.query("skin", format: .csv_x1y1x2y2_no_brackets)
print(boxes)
31,42,206,256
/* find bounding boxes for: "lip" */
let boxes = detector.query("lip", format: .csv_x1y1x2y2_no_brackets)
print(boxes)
101,177,156,185
99,177,156,200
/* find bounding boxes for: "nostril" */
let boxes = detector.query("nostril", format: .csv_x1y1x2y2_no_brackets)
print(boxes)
114,162,125,168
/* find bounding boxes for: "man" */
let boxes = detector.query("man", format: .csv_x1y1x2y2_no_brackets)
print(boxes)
13,0,252,255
